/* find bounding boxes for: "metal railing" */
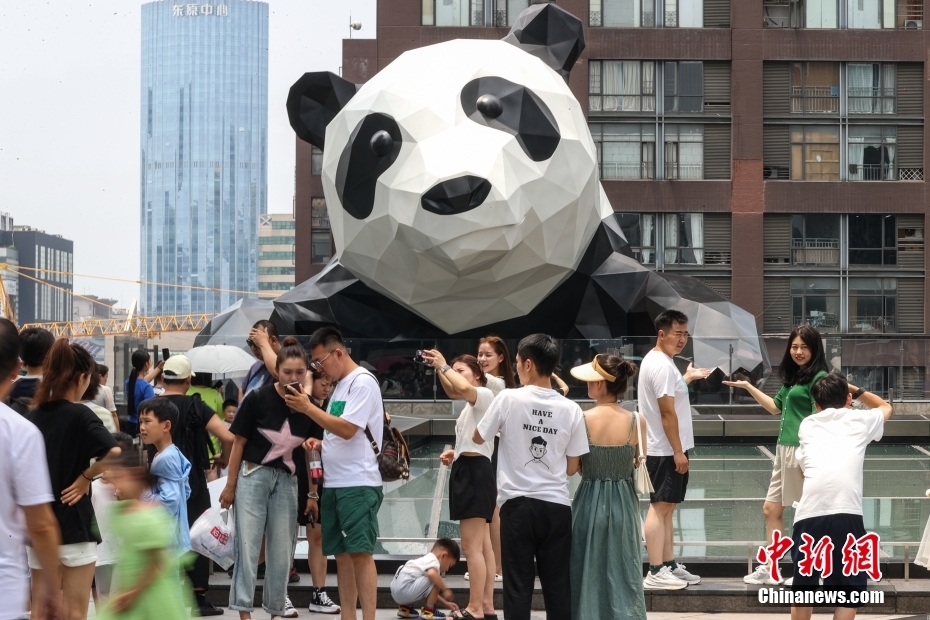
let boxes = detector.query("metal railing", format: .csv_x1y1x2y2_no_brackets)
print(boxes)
665,162,703,180
600,161,656,180
849,316,896,333
791,86,840,113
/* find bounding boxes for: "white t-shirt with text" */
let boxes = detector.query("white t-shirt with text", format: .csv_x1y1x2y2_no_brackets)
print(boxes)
476,385,589,507
0,402,54,620
454,386,494,460
637,349,694,457
322,367,384,488
794,407,884,522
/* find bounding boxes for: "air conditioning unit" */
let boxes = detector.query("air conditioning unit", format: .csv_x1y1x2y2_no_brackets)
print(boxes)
763,166,781,179
904,20,922,29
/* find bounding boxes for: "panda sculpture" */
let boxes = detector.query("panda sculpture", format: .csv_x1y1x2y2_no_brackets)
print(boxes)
275,3,758,352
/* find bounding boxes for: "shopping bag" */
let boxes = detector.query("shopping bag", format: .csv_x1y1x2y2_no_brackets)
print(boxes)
190,506,236,569
633,412,654,496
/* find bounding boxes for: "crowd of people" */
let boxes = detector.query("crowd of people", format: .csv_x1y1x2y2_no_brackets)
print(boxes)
0,309,894,620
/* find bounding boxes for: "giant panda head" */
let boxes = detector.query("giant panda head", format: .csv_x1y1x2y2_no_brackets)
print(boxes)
288,4,612,334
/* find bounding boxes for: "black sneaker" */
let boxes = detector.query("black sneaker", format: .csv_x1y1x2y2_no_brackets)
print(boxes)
195,594,224,616
308,588,341,614
289,566,300,583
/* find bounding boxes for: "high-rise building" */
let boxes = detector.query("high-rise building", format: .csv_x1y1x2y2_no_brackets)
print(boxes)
0,226,73,325
295,0,930,397
257,213,296,295
141,0,268,315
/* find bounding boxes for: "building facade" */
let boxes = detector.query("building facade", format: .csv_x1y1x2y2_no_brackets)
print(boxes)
141,0,268,316
294,0,930,397
0,227,73,325
258,213,296,295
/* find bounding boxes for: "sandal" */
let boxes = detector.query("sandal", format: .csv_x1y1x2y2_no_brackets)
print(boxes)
483,615,499,620
450,610,480,620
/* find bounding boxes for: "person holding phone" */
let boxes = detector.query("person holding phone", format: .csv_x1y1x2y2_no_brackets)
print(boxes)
724,324,829,586
220,337,320,619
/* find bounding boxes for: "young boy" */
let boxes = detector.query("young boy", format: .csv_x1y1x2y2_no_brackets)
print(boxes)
391,538,461,619
138,397,192,556
222,399,238,427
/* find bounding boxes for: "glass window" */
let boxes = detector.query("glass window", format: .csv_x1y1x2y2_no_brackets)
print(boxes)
665,213,704,265
790,63,840,113
849,214,897,265
258,236,295,246
258,251,295,260
847,64,895,114
791,214,841,266
589,61,656,112
664,124,703,179
790,125,840,180
311,146,324,175
423,0,496,26
311,197,330,229
806,0,839,26
616,213,657,264
848,0,896,28
897,0,924,28
848,277,896,333
764,0,799,26
591,0,649,26
271,220,295,230
257,266,295,275
791,277,841,332
848,126,896,180
311,232,332,264
673,0,704,27
664,62,704,112
591,123,656,179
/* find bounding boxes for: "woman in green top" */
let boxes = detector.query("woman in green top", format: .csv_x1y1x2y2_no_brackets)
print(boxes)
724,324,829,585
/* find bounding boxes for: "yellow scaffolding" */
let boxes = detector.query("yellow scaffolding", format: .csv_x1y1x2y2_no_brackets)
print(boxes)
20,314,213,338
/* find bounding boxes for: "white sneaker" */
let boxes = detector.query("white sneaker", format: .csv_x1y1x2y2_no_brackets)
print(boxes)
671,563,701,584
643,565,688,590
283,595,299,618
464,571,469,581
744,564,783,585
784,576,793,586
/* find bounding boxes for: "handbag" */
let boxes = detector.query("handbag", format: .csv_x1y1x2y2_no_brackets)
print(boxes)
633,412,654,496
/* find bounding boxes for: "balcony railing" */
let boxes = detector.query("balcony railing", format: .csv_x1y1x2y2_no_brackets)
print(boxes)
849,316,897,333
665,163,704,180
792,238,840,266
848,163,895,181
790,86,840,113
601,161,656,180
794,312,839,331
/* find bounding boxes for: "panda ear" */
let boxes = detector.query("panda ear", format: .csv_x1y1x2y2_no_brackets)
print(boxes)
502,3,585,83
287,72,358,150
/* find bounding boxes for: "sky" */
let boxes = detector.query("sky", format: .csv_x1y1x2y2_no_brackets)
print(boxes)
0,0,376,312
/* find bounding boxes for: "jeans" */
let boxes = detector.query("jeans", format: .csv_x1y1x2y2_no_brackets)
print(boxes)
229,463,298,615
500,496,573,620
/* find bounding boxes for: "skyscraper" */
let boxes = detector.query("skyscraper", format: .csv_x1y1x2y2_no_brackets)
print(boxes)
141,0,268,315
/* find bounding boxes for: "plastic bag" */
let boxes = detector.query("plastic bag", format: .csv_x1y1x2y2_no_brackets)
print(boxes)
190,506,236,569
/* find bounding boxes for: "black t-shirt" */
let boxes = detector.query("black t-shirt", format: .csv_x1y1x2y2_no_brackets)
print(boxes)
231,383,314,475
25,401,117,544
161,394,215,519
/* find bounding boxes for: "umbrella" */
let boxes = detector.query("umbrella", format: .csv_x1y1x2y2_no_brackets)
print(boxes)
184,345,258,374
195,298,276,349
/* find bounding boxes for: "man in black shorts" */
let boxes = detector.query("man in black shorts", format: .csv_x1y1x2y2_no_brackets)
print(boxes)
791,373,892,620
637,310,710,590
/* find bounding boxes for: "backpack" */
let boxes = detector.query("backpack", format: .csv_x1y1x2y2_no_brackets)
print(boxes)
350,373,410,482
173,393,214,471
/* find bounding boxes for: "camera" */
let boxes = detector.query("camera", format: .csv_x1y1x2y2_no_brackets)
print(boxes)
413,350,428,364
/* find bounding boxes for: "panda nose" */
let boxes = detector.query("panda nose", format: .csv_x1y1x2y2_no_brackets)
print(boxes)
421,175,492,215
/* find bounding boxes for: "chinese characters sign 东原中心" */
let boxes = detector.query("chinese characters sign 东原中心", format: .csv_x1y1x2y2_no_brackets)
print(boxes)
172,4,228,17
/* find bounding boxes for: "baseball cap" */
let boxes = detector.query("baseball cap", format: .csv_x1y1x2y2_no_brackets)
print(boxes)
163,355,195,380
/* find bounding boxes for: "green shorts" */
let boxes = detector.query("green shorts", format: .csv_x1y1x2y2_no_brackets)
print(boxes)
321,486,383,556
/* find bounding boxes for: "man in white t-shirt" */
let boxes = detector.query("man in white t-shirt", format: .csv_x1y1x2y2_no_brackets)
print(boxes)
790,373,892,620
474,334,589,620
638,310,711,590
0,318,62,620
285,327,383,620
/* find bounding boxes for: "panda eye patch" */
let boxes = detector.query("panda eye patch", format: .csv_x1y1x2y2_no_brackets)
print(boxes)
335,113,402,220
461,76,559,162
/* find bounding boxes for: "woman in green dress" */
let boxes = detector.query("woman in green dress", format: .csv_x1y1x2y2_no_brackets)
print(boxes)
569,354,647,620
96,453,189,620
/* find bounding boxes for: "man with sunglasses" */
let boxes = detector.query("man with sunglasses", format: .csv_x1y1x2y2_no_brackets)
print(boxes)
285,327,383,620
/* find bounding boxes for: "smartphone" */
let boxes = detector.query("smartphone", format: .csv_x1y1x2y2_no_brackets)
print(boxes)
162,348,170,362
285,381,302,393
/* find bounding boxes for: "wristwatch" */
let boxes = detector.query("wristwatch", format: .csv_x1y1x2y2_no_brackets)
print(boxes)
440,364,451,374
852,387,866,400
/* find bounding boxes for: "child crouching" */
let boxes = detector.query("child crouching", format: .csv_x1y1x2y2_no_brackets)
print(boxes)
392,538,461,619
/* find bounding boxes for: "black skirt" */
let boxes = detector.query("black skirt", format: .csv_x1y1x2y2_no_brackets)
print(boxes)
449,454,496,522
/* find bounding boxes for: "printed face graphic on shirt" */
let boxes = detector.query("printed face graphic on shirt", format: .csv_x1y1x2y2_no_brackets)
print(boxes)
526,435,549,468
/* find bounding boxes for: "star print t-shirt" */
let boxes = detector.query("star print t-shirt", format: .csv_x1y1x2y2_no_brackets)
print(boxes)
230,383,313,475
476,386,589,507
